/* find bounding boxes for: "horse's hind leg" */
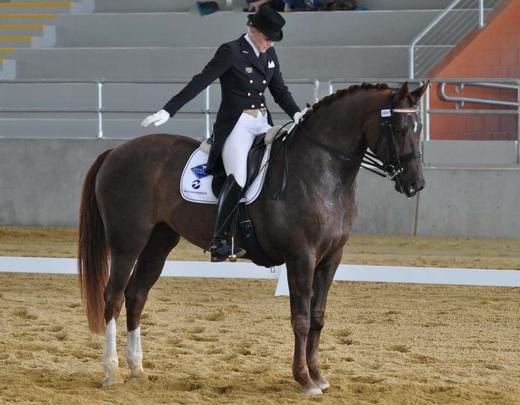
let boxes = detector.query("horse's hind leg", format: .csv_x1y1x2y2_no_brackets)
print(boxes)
124,223,180,379
306,248,342,392
102,227,152,387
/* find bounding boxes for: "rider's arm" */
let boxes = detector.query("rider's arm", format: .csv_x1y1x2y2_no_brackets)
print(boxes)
267,51,300,119
163,44,233,116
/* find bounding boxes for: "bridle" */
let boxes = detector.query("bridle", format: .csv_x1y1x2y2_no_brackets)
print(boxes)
296,92,421,182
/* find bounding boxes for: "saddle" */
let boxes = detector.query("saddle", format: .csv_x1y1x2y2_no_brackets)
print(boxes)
210,128,287,268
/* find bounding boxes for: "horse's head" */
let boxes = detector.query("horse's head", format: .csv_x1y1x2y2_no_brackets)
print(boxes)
364,82,429,197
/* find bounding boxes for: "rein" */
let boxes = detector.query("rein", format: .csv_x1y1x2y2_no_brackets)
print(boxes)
294,94,421,181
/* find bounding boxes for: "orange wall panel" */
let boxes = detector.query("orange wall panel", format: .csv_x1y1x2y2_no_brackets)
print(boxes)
428,1,519,140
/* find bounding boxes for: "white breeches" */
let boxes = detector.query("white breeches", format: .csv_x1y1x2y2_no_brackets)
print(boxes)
222,111,272,188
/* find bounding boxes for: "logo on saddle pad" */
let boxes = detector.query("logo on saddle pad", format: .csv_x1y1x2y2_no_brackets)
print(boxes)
180,147,272,205
191,164,209,179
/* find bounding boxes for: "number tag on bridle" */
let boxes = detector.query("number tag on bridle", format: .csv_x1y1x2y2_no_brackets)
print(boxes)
380,109,392,118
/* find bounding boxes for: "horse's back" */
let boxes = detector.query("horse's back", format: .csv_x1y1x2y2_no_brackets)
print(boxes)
99,133,197,177
107,133,198,162
95,133,199,225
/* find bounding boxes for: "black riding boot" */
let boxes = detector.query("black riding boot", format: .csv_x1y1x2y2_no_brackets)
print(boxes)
209,174,246,262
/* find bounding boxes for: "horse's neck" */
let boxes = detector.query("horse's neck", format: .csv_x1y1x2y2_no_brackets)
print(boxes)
283,126,363,205
289,93,387,202
295,107,367,177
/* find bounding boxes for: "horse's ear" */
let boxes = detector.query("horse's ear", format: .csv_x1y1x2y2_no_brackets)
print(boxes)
410,80,430,102
395,81,409,103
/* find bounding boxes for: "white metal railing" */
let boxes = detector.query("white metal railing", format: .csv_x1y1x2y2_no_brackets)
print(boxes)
2,78,519,162
439,81,518,108
409,0,500,79
0,79,320,139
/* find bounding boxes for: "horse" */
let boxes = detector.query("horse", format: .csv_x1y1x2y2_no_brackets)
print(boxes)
78,81,428,395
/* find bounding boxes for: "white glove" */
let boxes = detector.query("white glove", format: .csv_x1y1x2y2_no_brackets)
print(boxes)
288,107,308,132
141,109,170,128
293,111,304,124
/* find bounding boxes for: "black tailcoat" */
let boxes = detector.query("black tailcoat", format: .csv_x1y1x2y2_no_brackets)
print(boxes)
163,35,300,175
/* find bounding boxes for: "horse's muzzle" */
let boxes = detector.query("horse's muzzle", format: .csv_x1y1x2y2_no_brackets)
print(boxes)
395,179,425,198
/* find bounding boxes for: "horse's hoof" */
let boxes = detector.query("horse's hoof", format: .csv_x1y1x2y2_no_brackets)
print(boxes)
102,373,123,387
315,380,330,391
312,376,330,391
130,370,148,381
302,384,322,396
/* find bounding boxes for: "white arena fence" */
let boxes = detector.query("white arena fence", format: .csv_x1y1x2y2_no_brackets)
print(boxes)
0,257,518,296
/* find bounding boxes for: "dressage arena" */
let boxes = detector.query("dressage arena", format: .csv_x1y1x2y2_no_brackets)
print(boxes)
2,1,520,404
1,227,519,404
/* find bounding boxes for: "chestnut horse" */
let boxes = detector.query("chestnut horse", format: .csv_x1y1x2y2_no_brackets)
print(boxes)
78,82,428,395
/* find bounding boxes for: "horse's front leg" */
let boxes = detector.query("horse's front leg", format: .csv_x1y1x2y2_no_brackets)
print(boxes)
306,248,343,392
286,256,322,396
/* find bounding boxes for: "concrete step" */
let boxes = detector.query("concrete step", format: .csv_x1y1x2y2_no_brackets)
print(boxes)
0,25,54,47
92,0,501,12
0,24,45,35
0,58,15,79
55,10,442,47
13,46,410,80
94,0,197,13
0,47,16,56
359,0,500,10
0,35,31,47
11,0,85,2
0,14,58,24
0,2,72,14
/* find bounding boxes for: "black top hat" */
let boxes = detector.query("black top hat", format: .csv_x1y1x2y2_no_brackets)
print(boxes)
247,6,285,42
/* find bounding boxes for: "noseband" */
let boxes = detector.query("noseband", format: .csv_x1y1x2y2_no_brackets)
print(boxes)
298,92,421,181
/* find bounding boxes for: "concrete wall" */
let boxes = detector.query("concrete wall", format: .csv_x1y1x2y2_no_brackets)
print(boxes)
0,139,124,227
423,140,519,166
1,138,519,238
416,167,520,238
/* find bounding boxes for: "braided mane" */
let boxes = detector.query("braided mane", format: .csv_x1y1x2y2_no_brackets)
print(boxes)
303,82,390,119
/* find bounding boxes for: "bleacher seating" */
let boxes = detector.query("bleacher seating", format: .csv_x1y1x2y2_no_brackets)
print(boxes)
0,0,504,138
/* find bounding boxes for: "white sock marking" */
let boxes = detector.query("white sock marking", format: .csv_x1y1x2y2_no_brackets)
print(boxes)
126,326,143,373
102,318,118,375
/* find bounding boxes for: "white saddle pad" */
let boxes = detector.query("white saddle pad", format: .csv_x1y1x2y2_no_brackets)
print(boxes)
180,145,272,205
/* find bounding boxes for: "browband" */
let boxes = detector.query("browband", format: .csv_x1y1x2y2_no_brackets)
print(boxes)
392,108,419,114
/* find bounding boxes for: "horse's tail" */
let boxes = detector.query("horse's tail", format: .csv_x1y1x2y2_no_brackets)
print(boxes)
78,149,112,334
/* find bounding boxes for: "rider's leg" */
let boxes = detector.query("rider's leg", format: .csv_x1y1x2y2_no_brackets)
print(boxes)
209,174,245,261
209,111,273,261
221,110,272,187
209,113,256,261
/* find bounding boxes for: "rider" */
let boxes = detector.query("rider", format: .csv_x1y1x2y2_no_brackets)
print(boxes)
141,6,303,262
